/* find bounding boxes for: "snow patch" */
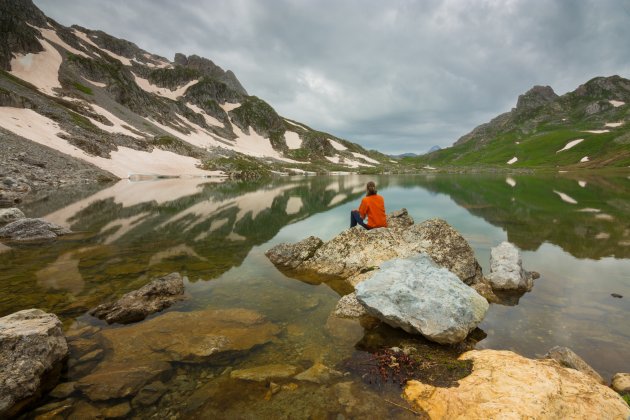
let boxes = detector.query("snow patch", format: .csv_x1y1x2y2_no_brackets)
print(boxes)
284,131,302,149
185,103,224,127
9,39,62,95
34,25,89,58
580,156,589,163
285,119,309,130
577,208,600,213
134,74,198,100
89,104,147,139
286,197,303,214
553,190,577,204
604,122,624,127
325,155,373,168
507,157,518,165
83,77,106,88
582,130,609,134
506,177,516,187
609,100,625,107
578,181,587,188
221,102,241,112
557,138,584,152
351,152,380,164
329,139,347,151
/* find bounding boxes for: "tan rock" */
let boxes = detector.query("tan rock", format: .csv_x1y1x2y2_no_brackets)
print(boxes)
102,401,131,418
294,363,342,384
230,364,299,382
612,373,630,393
77,308,279,401
404,350,630,419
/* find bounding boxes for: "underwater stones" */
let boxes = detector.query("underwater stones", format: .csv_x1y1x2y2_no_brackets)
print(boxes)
0,309,68,418
486,241,537,291
543,346,605,384
294,363,342,384
230,364,299,382
77,308,279,401
266,214,484,290
404,350,630,419
89,272,186,324
0,218,71,242
355,254,488,344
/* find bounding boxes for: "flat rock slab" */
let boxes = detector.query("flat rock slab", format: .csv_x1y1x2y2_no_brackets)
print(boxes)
230,364,299,382
77,308,280,401
0,309,68,418
404,350,630,419
356,254,488,344
0,218,71,242
89,272,185,324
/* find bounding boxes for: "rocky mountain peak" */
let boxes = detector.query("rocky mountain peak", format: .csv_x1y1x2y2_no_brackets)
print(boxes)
573,75,630,99
515,85,558,111
174,53,247,95
0,0,49,70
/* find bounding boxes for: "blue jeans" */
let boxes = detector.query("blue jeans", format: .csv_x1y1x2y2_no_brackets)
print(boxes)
350,210,369,229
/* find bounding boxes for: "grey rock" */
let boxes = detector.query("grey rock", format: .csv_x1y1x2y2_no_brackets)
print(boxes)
0,309,69,418
333,293,368,319
266,214,484,291
486,242,535,291
543,346,605,384
355,254,489,344
0,207,25,226
0,218,71,242
89,272,185,324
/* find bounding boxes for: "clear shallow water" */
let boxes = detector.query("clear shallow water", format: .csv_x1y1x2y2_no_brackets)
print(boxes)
1,173,629,418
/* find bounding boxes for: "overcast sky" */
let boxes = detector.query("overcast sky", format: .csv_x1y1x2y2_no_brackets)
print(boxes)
35,0,630,154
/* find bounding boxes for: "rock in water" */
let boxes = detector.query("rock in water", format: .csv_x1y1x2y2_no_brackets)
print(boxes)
0,207,25,226
0,309,69,418
485,241,536,291
612,373,630,393
266,214,485,291
89,272,185,324
404,350,630,419
543,346,605,384
0,218,71,242
355,254,489,344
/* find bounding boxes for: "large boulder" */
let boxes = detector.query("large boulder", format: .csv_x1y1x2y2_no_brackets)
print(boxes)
485,241,537,291
89,272,186,324
0,218,71,242
404,350,630,419
0,207,25,226
355,254,488,344
266,212,485,291
77,308,280,401
0,309,69,418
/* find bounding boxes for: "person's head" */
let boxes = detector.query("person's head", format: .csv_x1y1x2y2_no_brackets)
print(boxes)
366,181,377,196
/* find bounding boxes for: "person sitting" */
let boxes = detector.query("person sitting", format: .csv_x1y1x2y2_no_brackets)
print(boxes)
350,181,387,230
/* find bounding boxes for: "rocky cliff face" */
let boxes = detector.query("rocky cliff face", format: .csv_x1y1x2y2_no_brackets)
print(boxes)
0,0,386,185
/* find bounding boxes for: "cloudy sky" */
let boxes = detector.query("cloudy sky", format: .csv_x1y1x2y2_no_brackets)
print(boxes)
35,0,630,154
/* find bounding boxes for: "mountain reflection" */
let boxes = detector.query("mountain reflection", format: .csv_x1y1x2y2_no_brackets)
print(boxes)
410,173,630,259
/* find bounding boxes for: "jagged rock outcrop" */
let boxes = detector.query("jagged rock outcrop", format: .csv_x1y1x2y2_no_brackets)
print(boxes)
515,85,558,111
0,309,68,418
404,350,630,419
0,218,71,241
485,241,537,291
266,210,487,293
355,254,489,344
89,272,186,324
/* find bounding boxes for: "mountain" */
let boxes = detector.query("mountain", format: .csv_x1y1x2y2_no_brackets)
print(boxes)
412,76,630,169
389,152,419,159
0,0,387,185
427,145,441,153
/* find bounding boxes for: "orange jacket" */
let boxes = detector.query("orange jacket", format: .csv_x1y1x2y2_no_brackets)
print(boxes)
358,194,387,229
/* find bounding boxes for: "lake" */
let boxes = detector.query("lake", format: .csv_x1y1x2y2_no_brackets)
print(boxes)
2,173,629,418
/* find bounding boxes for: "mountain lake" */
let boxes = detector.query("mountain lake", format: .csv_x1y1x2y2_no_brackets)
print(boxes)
1,173,629,418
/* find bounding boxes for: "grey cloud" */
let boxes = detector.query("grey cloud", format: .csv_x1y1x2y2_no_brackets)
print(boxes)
35,0,630,154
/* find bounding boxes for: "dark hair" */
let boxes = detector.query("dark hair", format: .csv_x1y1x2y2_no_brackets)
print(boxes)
366,181,377,196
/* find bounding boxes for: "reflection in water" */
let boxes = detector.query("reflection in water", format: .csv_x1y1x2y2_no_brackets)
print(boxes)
0,173,629,417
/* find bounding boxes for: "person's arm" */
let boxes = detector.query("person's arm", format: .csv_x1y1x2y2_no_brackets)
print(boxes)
358,197,368,219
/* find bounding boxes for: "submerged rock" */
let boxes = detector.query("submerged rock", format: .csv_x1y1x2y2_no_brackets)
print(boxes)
89,272,186,324
333,292,368,319
543,346,605,384
0,207,25,226
77,308,280,401
266,212,486,292
404,350,630,419
294,363,342,384
355,254,489,344
0,309,69,418
0,218,71,242
230,364,299,382
486,241,537,291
